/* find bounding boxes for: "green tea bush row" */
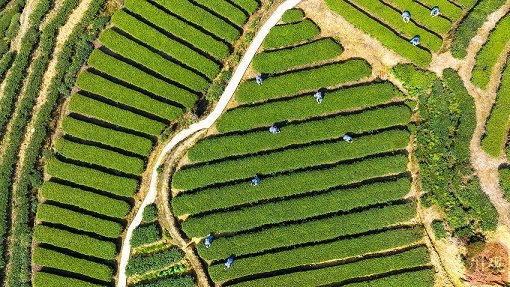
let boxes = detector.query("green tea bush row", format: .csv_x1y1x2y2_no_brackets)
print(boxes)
142,204,158,222
500,168,510,201
173,154,408,219
155,0,240,42
231,0,259,14
174,129,410,190
324,0,432,66
99,29,209,94
209,226,423,281
111,10,220,79
231,247,429,287
481,61,510,158
36,204,123,238
41,181,131,218
68,93,166,136
219,81,403,132
341,269,435,287
34,225,117,260
182,178,411,236
133,276,195,287
61,116,153,156
0,50,13,82
263,19,320,49
281,8,305,23
451,0,506,59
131,223,162,248
75,71,182,121
456,0,477,7
193,0,247,25
33,247,113,282
253,38,343,74
46,158,138,197
237,59,372,102
126,248,184,277
125,0,230,59
88,49,198,106
386,0,452,33
190,104,411,162
471,13,510,89
33,272,106,287
418,0,462,20
198,202,417,259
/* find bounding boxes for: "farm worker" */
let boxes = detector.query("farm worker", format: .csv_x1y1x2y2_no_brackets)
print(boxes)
251,175,261,186
409,36,420,46
224,256,234,269
205,235,214,248
343,134,353,143
269,125,280,134
256,75,263,85
314,91,323,104
402,11,410,23
431,7,439,17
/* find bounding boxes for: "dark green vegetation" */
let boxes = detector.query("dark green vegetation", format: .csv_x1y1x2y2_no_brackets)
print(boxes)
262,19,320,49
281,8,305,23
132,276,195,287
126,248,184,277
131,223,162,248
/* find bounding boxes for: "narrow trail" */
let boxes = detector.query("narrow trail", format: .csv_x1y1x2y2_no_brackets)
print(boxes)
116,1,304,286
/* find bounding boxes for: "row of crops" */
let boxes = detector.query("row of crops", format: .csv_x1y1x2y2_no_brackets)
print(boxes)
171,12,435,285
31,0,261,286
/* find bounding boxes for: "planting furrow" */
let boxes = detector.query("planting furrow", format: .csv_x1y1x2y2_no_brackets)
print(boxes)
262,19,320,49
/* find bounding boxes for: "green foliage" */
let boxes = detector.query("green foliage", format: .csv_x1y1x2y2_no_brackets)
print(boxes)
143,204,158,222
218,82,403,133
431,220,448,240
75,70,182,121
194,0,247,25
209,226,423,281
135,242,167,255
416,0,462,20
472,13,510,89
451,0,506,59
329,268,435,287
46,158,138,197
231,0,259,14
34,225,117,260
263,19,320,49
173,154,408,218
154,0,240,42
131,223,162,248
55,138,145,175
392,64,436,97
0,51,13,82
41,181,131,218
183,178,412,237
386,0,452,33
281,8,305,23
136,264,187,282
126,248,184,277
133,276,195,287
61,116,153,156
205,69,233,102
37,203,123,238
99,29,209,93
253,38,343,74
190,104,411,162
125,0,230,59
324,0,432,66
68,93,166,136
33,272,106,287
33,247,113,282
111,10,220,79
174,129,410,190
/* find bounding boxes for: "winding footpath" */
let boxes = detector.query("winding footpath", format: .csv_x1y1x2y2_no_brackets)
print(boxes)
117,1,302,286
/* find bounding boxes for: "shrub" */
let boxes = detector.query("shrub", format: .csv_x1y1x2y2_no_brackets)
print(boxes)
263,19,320,49
61,116,153,156
99,28,209,93
392,64,435,97
68,93,166,136
418,0,463,20
34,225,117,260
46,158,139,197
193,0,247,25
32,247,113,282
174,129,410,190
55,138,145,175
182,178,412,236
236,59,372,102
124,0,230,59
231,0,259,14
36,204,123,238
111,10,220,79
33,272,106,287
173,154,408,215
340,269,435,287
126,248,184,277
455,178,498,231
75,70,182,121
252,38,343,73
324,0,432,66
500,168,510,200
142,204,158,222
41,181,131,218
133,276,195,287
281,8,305,23
0,51,13,82
431,220,448,240
386,0,452,33
131,223,162,248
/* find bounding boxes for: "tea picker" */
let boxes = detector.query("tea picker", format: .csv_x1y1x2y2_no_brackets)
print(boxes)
269,125,280,134
205,235,214,248
409,36,420,46
431,7,439,17
314,91,323,104
256,75,263,85
251,175,261,186
343,134,353,143
224,256,234,269
402,11,410,23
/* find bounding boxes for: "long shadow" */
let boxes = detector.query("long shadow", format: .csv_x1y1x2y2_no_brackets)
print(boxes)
224,0,251,18
108,27,213,83
122,8,224,67
187,0,245,32
76,90,171,125
62,134,146,162
37,266,114,287
87,68,185,111
43,199,128,227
